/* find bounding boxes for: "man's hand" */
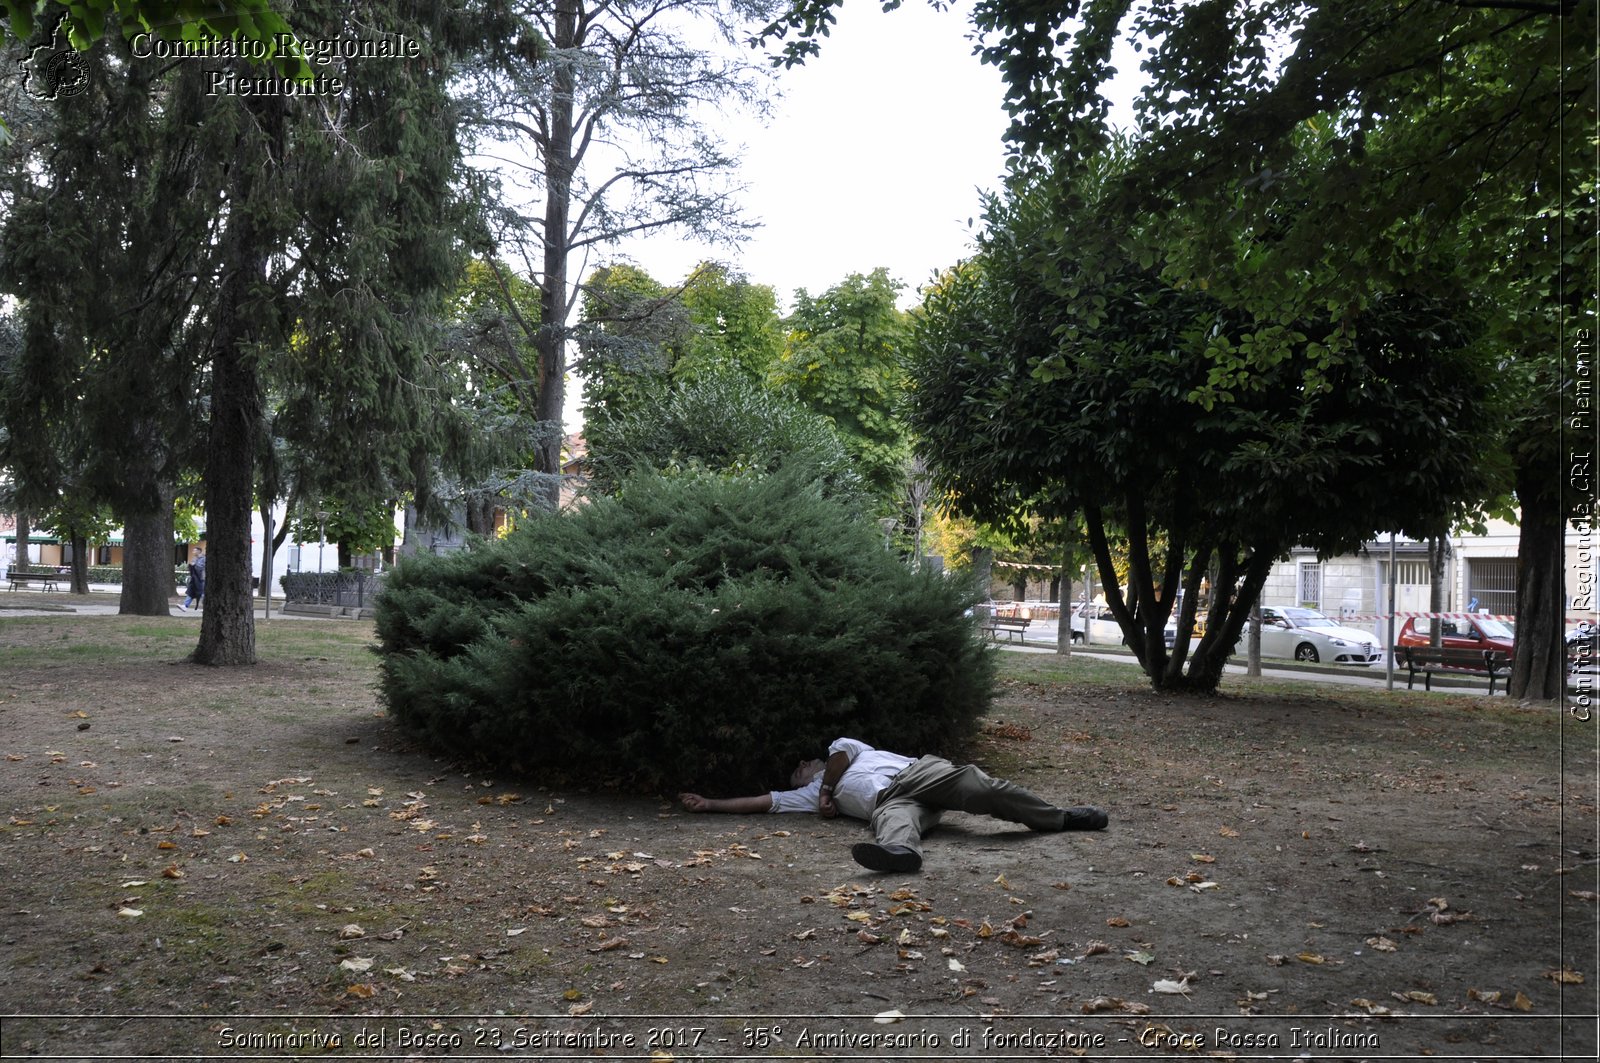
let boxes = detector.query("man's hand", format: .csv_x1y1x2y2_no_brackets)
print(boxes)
818,789,838,818
679,792,774,814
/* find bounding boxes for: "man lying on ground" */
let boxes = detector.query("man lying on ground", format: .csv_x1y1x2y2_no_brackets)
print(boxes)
679,736,1107,873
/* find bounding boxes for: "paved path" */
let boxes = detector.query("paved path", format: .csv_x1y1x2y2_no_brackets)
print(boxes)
0,587,325,621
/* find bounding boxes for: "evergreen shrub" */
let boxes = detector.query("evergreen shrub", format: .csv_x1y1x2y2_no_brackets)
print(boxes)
374,470,994,793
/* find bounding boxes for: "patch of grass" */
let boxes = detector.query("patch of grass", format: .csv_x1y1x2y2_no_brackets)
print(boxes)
995,651,1160,691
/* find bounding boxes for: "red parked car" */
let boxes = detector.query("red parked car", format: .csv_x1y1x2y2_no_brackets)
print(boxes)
1395,615,1515,661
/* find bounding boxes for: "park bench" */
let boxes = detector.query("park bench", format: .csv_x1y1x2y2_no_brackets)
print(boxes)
1397,646,1509,695
983,615,1032,643
7,569,64,592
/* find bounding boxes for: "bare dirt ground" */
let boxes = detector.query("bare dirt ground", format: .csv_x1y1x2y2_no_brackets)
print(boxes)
0,603,1596,1061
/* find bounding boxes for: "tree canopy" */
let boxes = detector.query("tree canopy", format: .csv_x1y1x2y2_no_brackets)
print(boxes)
910,153,1496,691
771,268,913,503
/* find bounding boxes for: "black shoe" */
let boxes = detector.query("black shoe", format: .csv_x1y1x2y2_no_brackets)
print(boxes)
851,842,922,873
1061,806,1108,831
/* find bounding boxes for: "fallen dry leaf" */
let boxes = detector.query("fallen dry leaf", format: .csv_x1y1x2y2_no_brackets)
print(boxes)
1081,996,1152,1015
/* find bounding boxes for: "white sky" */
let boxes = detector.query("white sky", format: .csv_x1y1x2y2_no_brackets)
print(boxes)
610,2,1014,309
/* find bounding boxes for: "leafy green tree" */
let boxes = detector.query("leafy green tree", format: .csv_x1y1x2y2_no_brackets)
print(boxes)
676,262,786,382
585,370,867,510
37,497,117,593
911,158,1495,692
975,0,1594,700
462,0,777,509
578,264,692,428
578,261,785,433
772,268,912,503
286,499,399,570
760,0,1594,700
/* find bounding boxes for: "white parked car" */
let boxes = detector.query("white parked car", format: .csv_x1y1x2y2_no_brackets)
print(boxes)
1240,606,1382,665
1072,600,1177,649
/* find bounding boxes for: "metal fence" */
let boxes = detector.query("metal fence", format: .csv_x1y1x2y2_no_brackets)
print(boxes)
280,570,386,609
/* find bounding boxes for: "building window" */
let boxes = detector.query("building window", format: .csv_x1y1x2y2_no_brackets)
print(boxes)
1466,558,1517,616
1298,562,1322,609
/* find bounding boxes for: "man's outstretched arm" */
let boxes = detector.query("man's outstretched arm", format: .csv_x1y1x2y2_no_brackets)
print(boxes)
679,792,773,814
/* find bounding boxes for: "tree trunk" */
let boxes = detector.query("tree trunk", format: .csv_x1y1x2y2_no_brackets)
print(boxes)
1428,537,1445,648
119,484,176,615
14,513,29,568
465,496,496,537
192,308,262,665
531,0,580,513
1508,460,1565,700
192,94,279,667
1055,552,1072,657
258,501,276,604
68,535,89,594
971,547,993,615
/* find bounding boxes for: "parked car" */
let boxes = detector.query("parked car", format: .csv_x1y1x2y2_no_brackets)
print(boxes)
1240,606,1383,665
1395,615,1515,662
1071,600,1177,649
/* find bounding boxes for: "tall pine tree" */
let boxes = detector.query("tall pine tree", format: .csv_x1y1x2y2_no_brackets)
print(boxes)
2,2,481,659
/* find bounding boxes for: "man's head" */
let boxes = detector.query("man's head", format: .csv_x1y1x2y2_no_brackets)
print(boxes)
791,758,825,788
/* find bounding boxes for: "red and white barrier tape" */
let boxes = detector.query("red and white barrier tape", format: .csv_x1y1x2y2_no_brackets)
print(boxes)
1335,611,1595,625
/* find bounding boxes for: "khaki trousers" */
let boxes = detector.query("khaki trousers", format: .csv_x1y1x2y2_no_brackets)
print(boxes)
868,755,1065,854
